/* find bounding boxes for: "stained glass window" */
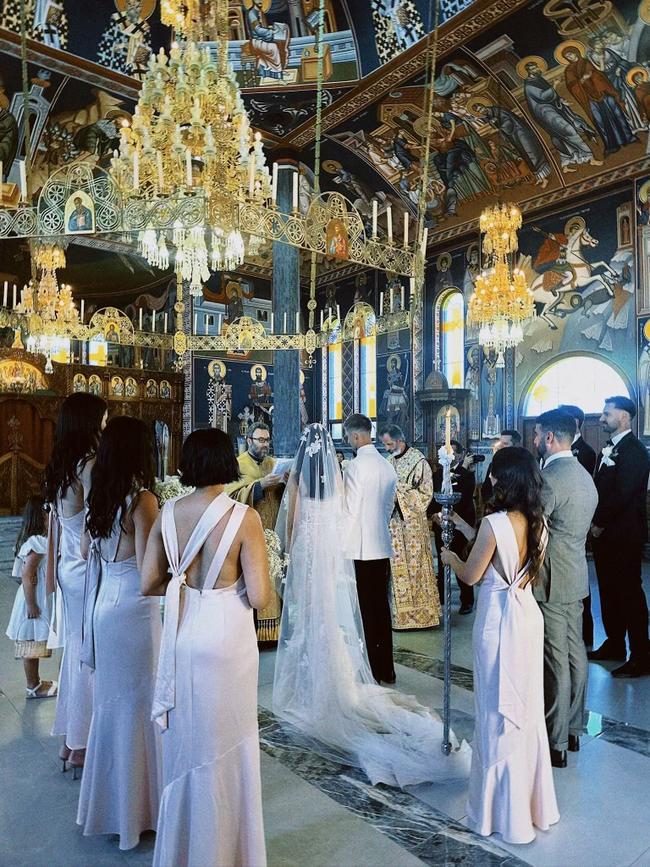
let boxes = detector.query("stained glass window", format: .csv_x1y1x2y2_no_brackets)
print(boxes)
360,334,377,419
524,356,629,416
441,291,464,389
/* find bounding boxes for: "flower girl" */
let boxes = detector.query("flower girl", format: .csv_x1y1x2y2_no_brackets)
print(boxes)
6,496,58,699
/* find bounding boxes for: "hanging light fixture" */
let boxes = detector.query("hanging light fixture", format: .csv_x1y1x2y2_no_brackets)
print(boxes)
467,79,533,367
468,202,533,367
110,0,272,296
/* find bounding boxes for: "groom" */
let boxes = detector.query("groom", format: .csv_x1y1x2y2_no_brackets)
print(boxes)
343,414,397,684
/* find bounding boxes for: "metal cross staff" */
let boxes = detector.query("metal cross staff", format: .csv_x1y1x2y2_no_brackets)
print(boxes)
434,445,460,755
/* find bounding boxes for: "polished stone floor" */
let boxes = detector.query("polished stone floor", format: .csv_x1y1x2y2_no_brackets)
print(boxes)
1,515,650,867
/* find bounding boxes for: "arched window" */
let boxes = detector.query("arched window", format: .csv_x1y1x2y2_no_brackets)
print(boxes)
440,290,464,388
360,333,377,419
328,325,343,439
523,355,630,416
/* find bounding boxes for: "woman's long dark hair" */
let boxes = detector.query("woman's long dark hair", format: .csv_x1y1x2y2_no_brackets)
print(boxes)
15,494,47,555
485,446,546,586
44,393,107,504
86,416,155,540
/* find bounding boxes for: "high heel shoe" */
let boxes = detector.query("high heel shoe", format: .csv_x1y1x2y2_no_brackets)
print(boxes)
68,749,85,781
59,744,71,773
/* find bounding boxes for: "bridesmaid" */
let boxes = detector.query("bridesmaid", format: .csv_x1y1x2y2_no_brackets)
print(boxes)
77,416,161,851
44,392,107,774
142,428,270,867
441,447,559,844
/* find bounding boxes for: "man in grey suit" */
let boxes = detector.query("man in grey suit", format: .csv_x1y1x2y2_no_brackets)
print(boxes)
534,409,598,769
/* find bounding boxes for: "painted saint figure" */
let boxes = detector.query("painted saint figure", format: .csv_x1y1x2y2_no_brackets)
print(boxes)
520,58,601,172
379,355,409,430
558,43,636,156
245,0,291,81
96,0,153,80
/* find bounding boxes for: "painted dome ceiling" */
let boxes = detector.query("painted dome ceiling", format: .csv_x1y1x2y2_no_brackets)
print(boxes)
2,0,650,296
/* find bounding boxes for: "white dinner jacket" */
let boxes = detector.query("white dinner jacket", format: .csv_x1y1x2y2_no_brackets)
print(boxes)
343,443,397,561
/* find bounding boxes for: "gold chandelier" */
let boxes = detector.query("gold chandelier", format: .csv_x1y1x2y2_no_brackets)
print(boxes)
468,203,534,367
110,2,271,296
15,241,79,371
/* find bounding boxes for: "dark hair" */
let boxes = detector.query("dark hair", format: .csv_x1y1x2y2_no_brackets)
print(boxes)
343,413,372,434
501,428,522,445
15,494,47,555
247,421,270,439
381,424,406,441
485,446,546,587
86,417,156,540
179,428,239,487
536,409,575,444
605,395,636,419
558,404,584,427
450,439,464,452
44,393,107,503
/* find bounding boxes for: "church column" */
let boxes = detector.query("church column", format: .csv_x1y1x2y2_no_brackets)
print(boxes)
272,159,301,458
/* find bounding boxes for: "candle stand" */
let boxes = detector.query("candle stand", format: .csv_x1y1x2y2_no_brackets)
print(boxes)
435,445,460,755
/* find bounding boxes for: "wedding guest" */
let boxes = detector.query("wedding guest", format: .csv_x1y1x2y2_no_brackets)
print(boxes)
77,417,161,850
6,495,57,699
534,410,598,768
559,404,597,475
44,392,107,774
558,403,597,646
343,414,397,683
380,424,439,629
481,429,521,503
226,421,283,641
590,396,650,677
142,428,270,867
432,440,477,615
441,447,559,844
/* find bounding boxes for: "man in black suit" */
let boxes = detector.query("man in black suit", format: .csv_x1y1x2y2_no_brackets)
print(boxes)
433,440,476,614
559,404,597,476
481,429,521,503
559,403,597,646
590,396,650,678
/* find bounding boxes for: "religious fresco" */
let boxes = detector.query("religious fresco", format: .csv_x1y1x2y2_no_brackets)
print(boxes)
376,347,411,436
1,0,170,80
514,188,637,412
243,86,351,136
192,353,314,442
0,53,135,194
638,315,650,438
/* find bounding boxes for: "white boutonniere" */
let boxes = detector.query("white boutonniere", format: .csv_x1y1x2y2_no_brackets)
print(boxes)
600,445,616,467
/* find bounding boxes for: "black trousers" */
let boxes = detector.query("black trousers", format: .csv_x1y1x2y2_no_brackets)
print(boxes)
592,536,649,661
582,591,594,646
433,525,474,607
354,558,395,683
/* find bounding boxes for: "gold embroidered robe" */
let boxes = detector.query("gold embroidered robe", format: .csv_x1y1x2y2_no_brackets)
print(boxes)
225,451,283,641
387,447,440,629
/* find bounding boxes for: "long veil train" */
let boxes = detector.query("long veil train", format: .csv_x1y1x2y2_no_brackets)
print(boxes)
273,423,471,788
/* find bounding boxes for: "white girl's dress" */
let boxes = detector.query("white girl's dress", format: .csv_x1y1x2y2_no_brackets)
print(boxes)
152,493,266,867
468,511,560,844
50,504,94,750
6,535,51,653
76,496,162,850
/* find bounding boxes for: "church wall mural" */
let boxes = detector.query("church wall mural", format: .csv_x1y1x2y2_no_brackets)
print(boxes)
376,328,411,438
638,315,650,439
193,354,314,446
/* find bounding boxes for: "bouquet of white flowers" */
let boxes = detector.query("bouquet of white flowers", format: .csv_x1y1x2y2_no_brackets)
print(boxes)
154,475,194,505
265,529,290,594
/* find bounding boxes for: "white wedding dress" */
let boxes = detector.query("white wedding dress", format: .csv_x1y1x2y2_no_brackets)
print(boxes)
273,424,471,787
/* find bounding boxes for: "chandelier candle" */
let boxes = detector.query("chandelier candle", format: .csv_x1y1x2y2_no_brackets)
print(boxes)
372,199,378,237
139,307,143,330
403,212,409,248
19,161,26,201
387,205,393,243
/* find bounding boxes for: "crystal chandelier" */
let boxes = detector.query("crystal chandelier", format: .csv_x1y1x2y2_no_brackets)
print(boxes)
111,1,271,296
468,203,533,368
16,242,78,371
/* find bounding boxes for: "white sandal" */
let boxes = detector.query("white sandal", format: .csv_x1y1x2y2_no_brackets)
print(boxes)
25,680,58,700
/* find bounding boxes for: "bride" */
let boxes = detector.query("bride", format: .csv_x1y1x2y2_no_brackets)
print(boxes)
273,423,471,788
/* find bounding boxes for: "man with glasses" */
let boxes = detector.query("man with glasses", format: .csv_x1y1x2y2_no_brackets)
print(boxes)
226,421,284,642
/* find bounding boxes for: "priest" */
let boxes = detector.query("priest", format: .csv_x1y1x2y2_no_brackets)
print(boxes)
380,424,440,629
225,421,284,641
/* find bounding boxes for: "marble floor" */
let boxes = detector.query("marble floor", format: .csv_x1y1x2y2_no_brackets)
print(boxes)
1,516,650,867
